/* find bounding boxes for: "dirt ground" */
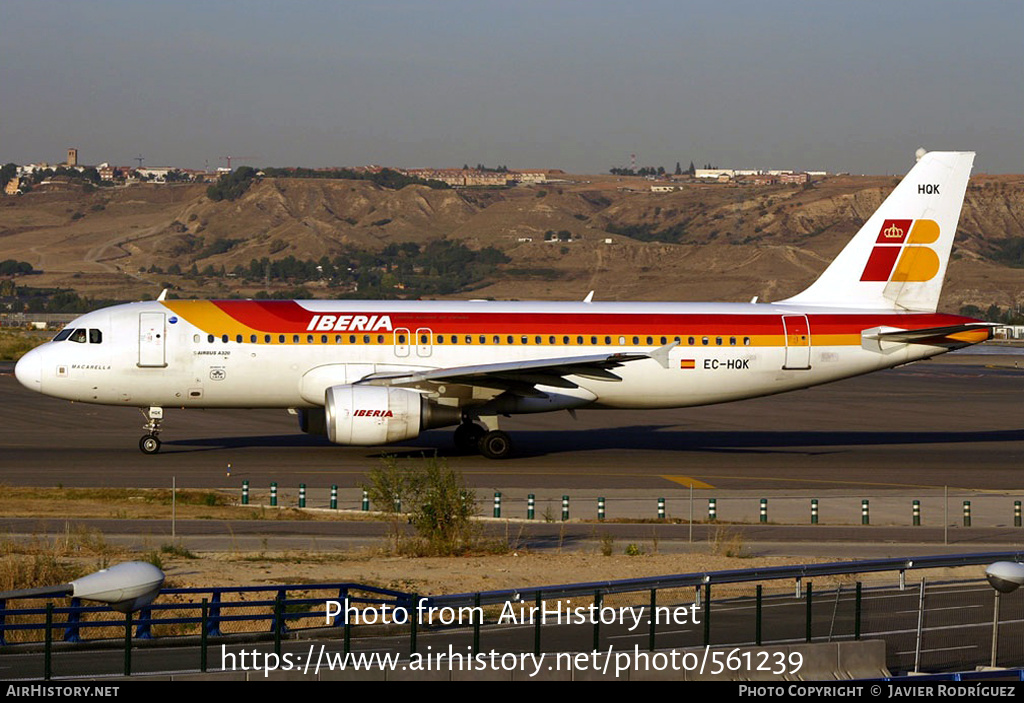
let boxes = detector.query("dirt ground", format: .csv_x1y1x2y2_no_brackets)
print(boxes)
142,545,983,598
154,550,809,595
0,486,996,598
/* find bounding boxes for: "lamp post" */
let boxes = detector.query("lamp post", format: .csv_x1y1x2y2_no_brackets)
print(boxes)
0,561,165,678
984,561,1024,668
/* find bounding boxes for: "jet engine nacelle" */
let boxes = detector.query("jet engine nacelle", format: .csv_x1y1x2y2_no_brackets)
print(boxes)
324,385,461,445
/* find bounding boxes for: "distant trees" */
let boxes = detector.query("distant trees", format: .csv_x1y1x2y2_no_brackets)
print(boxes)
0,259,33,275
79,166,101,184
206,166,257,202
260,167,448,190
224,240,509,297
0,284,118,314
609,166,662,177
989,237,1024,268
610,160,700,177
1,163,18,186
961,303,1024,325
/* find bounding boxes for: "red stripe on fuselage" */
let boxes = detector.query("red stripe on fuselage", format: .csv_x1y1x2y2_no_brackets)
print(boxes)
202,301,973,337
211,300,311,330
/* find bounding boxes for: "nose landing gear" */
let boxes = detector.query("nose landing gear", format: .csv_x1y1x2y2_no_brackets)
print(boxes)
139,406,164,455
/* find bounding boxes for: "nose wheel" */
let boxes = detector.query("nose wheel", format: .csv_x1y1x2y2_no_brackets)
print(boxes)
139,435,162,454
138,406,164,455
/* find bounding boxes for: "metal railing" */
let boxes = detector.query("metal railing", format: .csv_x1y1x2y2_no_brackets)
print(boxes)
432,550,1024,607
0,582,413,646
1,550,1021,679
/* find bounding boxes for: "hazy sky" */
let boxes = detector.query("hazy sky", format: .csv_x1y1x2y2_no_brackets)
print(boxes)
2,1,1021,175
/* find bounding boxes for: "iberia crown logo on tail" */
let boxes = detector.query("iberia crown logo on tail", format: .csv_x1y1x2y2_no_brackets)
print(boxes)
860,219,940,282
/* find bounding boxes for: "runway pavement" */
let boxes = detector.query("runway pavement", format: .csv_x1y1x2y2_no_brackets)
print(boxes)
2,351,1023,493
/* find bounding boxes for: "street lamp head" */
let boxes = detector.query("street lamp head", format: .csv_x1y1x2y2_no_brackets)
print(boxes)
69,561,165,613
985,561,1024,594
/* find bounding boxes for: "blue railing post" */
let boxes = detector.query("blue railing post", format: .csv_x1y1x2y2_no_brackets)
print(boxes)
333,587,348,627
136,605,154,639
63,597,82,643
206,591,223,637
394,592,415,628
270,589,289,634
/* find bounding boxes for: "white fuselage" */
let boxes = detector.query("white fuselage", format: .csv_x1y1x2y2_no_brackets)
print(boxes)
14,298,979,413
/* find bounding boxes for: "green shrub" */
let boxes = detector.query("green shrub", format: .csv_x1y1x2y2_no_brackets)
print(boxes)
363,456,479,556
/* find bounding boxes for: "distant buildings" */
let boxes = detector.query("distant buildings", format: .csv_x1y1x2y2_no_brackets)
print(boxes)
692,168,819,184
5,147,821,195
398,168,550,188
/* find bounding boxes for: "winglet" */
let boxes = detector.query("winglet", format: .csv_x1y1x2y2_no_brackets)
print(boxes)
648,340,679,369
583,290,594,303
157,288,168,301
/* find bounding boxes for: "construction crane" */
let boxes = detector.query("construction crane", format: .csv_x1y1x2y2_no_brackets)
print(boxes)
220,156,258,170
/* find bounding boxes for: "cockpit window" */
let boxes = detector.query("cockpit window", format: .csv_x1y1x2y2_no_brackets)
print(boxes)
69,329,87,344
89,329,102,344
53,329,73,342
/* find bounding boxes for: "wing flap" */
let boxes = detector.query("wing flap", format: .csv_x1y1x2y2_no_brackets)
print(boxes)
360,346,674,395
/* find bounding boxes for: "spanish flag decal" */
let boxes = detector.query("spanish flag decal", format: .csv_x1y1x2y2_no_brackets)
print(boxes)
680,359,696,369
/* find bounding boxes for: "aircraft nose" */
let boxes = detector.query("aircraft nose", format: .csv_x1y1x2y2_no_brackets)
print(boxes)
14,346,42,392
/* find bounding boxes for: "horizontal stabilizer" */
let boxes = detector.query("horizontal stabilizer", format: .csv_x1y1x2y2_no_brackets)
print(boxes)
862,323,995,349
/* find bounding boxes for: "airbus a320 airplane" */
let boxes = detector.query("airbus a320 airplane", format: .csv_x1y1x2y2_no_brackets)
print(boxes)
15,151,991,458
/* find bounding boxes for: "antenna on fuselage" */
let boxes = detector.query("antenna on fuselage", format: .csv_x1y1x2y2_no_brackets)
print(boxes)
583,290,595,303
157,289,168,301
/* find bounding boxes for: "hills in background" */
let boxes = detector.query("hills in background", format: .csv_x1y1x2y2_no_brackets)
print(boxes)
1,172,1023,311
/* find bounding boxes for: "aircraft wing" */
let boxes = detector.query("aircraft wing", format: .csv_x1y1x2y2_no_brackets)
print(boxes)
360,343,677,397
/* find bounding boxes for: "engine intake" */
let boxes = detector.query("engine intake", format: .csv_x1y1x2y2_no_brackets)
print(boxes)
324,385,461,445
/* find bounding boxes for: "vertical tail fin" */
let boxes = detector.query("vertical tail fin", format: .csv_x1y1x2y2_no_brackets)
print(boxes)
781,151,974,312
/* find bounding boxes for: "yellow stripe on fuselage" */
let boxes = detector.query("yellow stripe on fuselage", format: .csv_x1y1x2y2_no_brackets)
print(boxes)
163,301,263,337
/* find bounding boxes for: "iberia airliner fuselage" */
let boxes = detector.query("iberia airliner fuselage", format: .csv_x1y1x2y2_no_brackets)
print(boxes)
13,151,992,458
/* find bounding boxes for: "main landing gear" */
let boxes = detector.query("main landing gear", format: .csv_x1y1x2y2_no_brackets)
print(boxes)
453,417,513,459
139,406,164,455
478,430,512,460
453,421,486,453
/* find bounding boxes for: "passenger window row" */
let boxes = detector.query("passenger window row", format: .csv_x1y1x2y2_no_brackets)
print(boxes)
192,333,753,346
